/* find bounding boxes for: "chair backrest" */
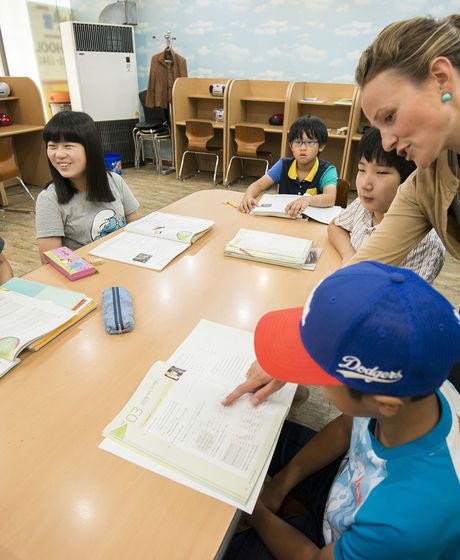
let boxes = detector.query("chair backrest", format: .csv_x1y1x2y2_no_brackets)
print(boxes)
335,178,350,208
0,137,20,181
185,120,215,152
234,125,266,158
138,90,168,126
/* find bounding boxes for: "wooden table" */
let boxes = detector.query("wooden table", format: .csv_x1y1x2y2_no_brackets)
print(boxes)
0,190,340,560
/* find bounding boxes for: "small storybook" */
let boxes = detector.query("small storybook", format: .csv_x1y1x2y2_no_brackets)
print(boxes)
224,228,313,269
99,319,296,513
89,212,214,271
43,247,96,281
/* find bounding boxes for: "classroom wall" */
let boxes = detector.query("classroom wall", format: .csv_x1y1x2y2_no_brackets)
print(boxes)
69,0,457,89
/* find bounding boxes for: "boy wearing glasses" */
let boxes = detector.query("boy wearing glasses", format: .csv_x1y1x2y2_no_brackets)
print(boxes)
239,115,338,216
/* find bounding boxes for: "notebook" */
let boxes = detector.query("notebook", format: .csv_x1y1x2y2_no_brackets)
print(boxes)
251,194,303,219
89,211,214,271
224,228,313,269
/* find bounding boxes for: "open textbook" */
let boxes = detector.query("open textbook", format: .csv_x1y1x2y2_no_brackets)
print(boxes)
251,194,342,224
100,319,296,512
0,288,77,378
3,278,96,352
89,212,214,271
224,228,313,269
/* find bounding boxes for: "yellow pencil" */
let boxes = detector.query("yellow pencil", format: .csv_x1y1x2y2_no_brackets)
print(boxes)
225,201,238,209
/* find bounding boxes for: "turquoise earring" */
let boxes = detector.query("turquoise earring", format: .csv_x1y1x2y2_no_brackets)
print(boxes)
441,92,452,103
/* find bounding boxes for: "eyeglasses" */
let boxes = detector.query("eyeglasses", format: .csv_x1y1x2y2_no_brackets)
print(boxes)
291,139,318,148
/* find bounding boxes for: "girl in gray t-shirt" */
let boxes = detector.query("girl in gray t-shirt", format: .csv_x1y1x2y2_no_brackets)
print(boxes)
36,111,139,262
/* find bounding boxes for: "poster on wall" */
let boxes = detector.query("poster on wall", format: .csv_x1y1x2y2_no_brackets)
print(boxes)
27,1,72,118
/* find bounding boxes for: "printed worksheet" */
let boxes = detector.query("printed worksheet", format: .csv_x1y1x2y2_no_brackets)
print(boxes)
101,320,296,510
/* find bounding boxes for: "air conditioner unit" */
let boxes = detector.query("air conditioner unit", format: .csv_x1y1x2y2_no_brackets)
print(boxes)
60,21,139,163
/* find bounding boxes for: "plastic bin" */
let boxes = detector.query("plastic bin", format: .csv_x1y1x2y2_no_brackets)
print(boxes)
104,153,122,174
49,92,71,115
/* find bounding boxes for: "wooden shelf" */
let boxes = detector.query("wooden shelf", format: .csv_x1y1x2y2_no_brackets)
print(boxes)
176,119,224,129
188,94,223,100
0,124,44,137
0,96,19,102
230,122,284,133
298,100,336,106
240,97,285,103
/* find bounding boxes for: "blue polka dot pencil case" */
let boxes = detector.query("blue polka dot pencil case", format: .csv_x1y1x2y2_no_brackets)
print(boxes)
102,286,134,334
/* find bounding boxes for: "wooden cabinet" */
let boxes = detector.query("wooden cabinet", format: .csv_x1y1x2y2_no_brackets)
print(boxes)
341,88,371,188
0,77,50,195
284,82,356,177
172,77,231,181
225,79,292,185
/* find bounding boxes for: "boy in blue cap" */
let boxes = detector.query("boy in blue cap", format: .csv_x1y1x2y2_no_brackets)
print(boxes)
225,261,460,560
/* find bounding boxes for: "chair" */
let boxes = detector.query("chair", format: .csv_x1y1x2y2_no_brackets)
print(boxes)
335,178,350,208
178,120,221,185
0,137,35,207
224,125,272,187
132,90,172,173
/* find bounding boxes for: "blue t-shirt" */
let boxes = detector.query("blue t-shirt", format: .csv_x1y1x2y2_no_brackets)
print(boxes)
325,381,460,560
267,157,337,195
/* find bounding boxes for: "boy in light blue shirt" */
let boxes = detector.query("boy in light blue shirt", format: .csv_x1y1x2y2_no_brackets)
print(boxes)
225,262,460,560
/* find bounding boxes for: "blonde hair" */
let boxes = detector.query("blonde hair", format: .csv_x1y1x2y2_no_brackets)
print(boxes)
355,14,460,87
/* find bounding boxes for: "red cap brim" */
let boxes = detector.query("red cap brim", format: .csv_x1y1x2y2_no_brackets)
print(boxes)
254,307,341,386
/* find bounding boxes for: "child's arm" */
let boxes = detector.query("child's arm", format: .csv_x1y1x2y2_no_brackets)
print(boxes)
38,237,63,264
327,219,356,265
262,414,352,513
285,184,337,217
250,501,335,560
0,253,13,284
239,174,274,213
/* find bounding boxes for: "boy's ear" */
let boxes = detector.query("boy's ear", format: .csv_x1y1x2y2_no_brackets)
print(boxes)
372,395,404,417
429,56,455,92
318,144,325,153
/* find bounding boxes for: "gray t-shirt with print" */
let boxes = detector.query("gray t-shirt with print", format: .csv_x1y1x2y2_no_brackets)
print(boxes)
36,172,139,250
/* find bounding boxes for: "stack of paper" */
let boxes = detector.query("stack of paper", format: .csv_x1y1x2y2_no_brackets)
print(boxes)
100,319,296,512
224,228,313,269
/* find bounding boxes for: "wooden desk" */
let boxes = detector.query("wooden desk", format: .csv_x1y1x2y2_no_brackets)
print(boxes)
0,190,340,560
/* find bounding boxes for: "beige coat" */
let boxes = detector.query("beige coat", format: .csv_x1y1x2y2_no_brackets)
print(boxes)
350,149,460,264
145,49,187,109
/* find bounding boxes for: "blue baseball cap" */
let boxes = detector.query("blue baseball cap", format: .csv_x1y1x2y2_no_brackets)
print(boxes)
254,261,460,397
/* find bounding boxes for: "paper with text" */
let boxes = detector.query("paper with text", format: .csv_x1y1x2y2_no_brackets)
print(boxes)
101,319,296,511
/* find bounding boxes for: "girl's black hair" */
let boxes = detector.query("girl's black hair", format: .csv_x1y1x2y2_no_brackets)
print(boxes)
42,111,114,204
288,115,328,146
358,127,416,182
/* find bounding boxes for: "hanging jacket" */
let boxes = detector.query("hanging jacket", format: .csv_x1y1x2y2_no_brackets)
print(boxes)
145,49,187,109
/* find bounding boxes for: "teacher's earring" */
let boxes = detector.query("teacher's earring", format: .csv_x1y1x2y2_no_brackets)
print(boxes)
441,92,452,103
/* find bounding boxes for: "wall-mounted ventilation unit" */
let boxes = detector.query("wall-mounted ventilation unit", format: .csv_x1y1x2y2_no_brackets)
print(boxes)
60,21,139,163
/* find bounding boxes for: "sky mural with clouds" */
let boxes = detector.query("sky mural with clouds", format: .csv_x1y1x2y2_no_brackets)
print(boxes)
70,0,459,88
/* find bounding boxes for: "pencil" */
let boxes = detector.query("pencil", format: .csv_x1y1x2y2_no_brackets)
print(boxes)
225,201,238,209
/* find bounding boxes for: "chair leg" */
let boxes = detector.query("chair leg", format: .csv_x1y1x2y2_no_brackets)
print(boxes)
179,150,191,180
240,158,245,180
16,177,35,202
224,156,236,187
0,182,8,206
263,159,269,175
212,154,219,185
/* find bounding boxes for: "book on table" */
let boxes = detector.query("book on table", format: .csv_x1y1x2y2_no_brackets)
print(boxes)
252,193,342,224
0,279,95,378
99,319,297,513
88,211,214,271
224,228,313,269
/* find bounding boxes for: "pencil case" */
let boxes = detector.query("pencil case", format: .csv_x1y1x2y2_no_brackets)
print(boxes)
43,247,96,281
102,286,134,334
